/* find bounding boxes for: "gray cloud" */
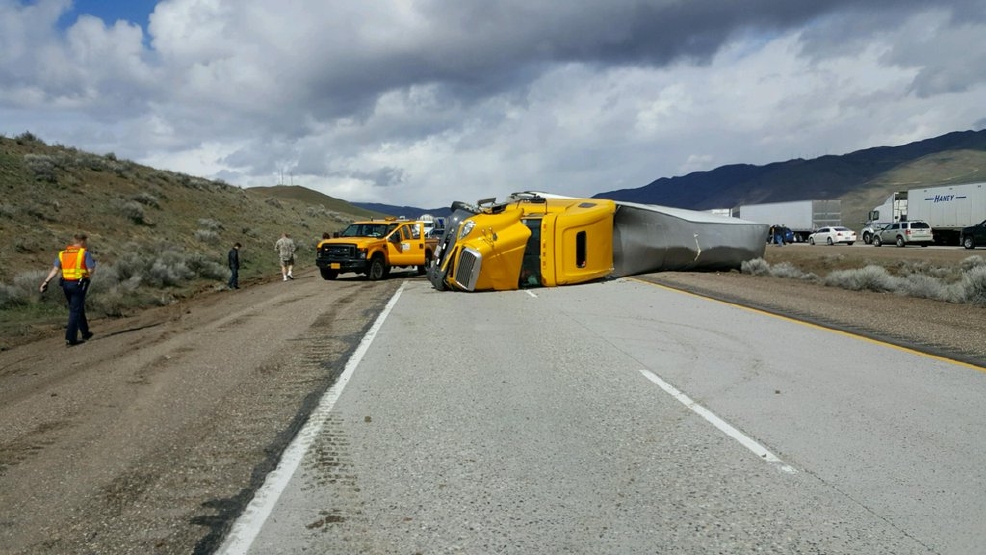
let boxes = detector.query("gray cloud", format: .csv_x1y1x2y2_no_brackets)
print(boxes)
1,0,984,207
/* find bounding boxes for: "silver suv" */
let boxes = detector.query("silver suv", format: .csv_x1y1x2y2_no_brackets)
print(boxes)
872,220,934,247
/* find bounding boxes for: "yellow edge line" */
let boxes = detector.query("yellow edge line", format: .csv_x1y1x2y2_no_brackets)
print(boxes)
630,277,986,373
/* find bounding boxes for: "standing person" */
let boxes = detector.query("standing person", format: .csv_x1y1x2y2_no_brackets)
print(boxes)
227,242,241,289
39,233,96,347
274,232,297,281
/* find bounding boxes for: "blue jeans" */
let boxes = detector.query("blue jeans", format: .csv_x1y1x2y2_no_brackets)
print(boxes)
61,279,90,342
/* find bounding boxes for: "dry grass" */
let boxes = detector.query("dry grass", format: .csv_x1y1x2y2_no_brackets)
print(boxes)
0,133,386,349
749,244,986,304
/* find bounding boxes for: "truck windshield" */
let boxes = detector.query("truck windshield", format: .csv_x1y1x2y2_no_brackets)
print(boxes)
339,223,394,238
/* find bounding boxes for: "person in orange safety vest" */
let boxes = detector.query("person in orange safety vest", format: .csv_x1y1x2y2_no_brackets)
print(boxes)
40,233,97,346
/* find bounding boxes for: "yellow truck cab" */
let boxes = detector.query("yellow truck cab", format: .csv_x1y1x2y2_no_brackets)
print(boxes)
428,194,616,291
316,218,437,280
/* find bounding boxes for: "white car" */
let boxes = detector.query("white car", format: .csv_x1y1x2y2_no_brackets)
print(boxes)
808,226,857,246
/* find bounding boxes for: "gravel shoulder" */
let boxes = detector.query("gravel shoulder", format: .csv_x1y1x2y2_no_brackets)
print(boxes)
642,244,986,369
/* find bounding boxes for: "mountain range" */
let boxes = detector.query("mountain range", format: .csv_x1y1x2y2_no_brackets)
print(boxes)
357,129,986,228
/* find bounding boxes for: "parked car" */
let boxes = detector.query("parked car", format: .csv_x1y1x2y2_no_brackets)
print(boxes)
872,220,934,247
860,223,889,244
960,219,986,249
768,225,796,244
808,226,857,246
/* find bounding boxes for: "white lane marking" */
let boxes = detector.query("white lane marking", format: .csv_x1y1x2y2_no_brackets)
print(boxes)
525,290,538,298
216,281,408,555
639,368,797,474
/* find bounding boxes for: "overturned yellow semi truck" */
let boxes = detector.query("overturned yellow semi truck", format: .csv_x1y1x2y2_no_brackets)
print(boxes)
427,192,769,292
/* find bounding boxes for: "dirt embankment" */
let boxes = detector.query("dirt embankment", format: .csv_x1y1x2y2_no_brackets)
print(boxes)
0,271,401,554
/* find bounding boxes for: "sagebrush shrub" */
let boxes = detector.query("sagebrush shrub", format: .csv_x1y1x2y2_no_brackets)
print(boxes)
184,253,228,280
769,261,813,280
132,192,160,208
899,274,948,301
741,258,769,276
0,270,52,308
24,154,58,183
956,266,986,305
960,256,985,272
197,218,223,231
823,265,897,292
0,283,27,309
194,229,220,243
118,200,146,224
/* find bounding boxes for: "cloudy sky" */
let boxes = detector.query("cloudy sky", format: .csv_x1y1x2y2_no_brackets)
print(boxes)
2,0,985,209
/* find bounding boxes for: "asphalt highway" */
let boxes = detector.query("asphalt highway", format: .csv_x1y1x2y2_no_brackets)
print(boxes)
218,278,986,555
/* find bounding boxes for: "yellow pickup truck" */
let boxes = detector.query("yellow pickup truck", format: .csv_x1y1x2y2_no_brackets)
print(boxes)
316,218,438,280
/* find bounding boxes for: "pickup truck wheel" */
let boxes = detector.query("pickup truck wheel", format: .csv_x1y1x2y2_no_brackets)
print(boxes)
896,236,906,247
367,256,387,281
319,268,338,280
964,236,975,249
366,256,387,281
417,251,432,275
862,232,872,244
872,236,882,247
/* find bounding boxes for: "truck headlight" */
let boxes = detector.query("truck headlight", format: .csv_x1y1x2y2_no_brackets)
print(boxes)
459,220,476,239
357,249,367,259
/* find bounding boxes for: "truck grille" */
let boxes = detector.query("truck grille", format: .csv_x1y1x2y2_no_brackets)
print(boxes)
320,244,356,260
454,248,482,291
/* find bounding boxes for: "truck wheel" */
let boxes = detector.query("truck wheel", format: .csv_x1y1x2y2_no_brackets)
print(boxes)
896,236,906,247
964,236,975,249
368,256,387,280
872,236,882,247
417,251,432,276
863,232,871,244
319,268,338,280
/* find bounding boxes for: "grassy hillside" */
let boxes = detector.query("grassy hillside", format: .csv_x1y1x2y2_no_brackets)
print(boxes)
840,148,986,227
0,133,382,348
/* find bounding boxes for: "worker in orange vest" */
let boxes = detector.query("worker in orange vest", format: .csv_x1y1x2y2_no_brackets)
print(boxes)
40,233,97,346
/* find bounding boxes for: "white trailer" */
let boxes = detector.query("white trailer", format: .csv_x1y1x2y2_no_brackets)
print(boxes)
863,182,986,245
733,200,841,242
906,182,986,245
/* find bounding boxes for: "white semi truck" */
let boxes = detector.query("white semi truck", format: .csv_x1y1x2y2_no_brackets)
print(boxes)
863,182,986,245
733,200,841,242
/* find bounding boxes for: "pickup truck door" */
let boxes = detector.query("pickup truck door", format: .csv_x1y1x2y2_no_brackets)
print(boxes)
386,222,425,267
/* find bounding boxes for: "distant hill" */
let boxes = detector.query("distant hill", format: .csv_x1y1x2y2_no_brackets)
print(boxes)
352,202,452,219
596,129,986,227
247,185,384,219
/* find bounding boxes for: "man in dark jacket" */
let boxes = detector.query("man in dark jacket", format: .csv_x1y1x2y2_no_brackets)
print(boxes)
228,243,241,289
